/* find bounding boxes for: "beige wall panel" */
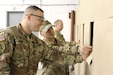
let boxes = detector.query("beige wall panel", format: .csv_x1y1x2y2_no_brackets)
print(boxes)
75,22,93,75
85,63,92,75
93,18,113,75
83,22,91,45
83,22,93,75
75,22,91,45
74,63,80,75
76,0,113,24
75,23,90,45
79,61,87,75
75,0,113,75
74,62,87,75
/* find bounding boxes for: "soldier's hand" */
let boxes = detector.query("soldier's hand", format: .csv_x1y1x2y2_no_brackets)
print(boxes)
78,45,92,60
75,40,80,44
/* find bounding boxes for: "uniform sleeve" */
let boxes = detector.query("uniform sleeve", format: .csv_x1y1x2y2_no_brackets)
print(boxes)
63,41,83,64
0,31,15,75
64,41,76,46
75,54,83,63
41,42,53,61
50,44,77,55
41,41,83,65
41,42,67,66
52,40,76,51
49,44,83,64
62,53,83,65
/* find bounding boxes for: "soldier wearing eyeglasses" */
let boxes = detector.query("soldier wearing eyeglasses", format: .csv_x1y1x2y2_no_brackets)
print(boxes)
0,5,47,75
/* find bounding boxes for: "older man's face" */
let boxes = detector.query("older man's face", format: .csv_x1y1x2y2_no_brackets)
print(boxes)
56,21,63,31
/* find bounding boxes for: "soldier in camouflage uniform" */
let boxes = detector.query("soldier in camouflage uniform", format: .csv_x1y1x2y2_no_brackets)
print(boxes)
53,19,80,44
54,19,81,74
39,20,92,75
53,19,65,42
0,5,51,75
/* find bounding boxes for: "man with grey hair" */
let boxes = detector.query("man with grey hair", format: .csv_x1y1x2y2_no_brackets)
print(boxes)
54,19,65,42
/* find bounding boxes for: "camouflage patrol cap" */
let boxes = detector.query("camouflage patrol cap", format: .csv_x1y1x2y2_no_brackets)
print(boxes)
40,20,53,32
43,20,52,25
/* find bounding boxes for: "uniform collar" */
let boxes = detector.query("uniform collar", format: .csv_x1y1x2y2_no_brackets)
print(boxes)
16,23,32,39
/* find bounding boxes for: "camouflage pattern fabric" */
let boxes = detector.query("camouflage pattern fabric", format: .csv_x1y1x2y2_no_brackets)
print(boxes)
42,62,66,75
40,38,83,75
0,24,51,75
39,20,83,75
54,30,65,42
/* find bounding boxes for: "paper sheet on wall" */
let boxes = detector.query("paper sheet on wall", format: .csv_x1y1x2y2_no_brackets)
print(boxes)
86,52,92,65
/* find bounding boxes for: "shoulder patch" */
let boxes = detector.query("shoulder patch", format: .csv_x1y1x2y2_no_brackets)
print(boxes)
0,36,5,42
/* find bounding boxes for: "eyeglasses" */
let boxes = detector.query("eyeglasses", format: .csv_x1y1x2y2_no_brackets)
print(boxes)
30,14,45,22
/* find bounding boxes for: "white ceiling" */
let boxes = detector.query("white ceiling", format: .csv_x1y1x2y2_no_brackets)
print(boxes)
42,0,79,4
0,0,79,6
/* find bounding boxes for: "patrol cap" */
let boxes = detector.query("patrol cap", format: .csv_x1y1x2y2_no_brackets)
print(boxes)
40,20,53,32
40,24,52,32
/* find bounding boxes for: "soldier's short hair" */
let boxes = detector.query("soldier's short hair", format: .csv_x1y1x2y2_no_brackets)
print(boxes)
25,5,44,12
23,5,44,16
54,19,62,26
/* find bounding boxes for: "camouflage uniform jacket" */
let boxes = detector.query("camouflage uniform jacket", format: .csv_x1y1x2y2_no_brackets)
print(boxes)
43,38,83,65
54,30,65,42
41,38,83,75
0,24,51,75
